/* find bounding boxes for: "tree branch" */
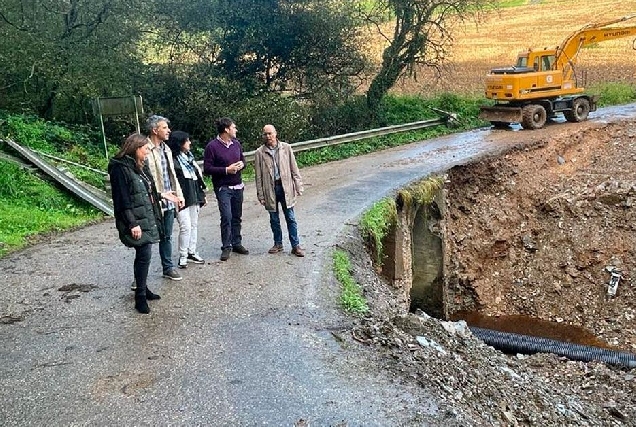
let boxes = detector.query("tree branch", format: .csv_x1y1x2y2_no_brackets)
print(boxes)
0,10,28,31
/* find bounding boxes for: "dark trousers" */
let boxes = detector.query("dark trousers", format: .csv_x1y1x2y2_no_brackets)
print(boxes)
215,187,243,249
133,243,153,295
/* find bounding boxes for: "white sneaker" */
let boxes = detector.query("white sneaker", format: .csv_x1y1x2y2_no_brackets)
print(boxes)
178,256,188,268
187,253,205,264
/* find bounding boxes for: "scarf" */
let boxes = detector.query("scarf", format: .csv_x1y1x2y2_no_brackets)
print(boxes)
177,151,197,180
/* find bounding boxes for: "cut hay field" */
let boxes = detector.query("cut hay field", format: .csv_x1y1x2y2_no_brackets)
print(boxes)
371,0,636,96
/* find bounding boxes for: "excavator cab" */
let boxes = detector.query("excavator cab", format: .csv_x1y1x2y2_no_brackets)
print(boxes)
524,53,556,72
515,53,532,69
511,49,559,76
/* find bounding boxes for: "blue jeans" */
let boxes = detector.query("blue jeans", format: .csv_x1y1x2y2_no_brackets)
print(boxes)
159,208,175,273
270,182,299,248
134,243,152,294
215,187,243,249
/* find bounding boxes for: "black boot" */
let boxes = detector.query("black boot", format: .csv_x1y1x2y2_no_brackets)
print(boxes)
146,288,161,300
134,290,150,314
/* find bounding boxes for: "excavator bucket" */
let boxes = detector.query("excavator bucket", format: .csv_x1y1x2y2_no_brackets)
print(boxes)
478,105,523,124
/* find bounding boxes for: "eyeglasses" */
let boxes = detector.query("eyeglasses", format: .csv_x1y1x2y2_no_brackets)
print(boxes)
262,132,274,136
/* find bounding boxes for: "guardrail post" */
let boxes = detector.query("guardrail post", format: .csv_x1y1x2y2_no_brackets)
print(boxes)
103,174,111,193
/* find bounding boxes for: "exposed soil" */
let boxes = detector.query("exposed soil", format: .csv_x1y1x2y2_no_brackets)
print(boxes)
346,118,636,426
444,120,636,351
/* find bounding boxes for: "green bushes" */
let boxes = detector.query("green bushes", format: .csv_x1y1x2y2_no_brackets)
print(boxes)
591,82,636,107
229,94,313,152
379,92,484,128
308,96,374,138
1,112,103,153
0,111,110,187
0,161,26,198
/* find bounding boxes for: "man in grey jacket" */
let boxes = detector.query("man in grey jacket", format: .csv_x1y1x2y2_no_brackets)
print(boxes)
254,124,305,257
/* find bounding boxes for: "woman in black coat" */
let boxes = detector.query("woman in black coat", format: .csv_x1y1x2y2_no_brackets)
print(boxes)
167,131,207,268
108,133,180,314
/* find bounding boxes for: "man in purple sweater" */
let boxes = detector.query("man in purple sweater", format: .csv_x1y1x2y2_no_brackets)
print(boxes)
203,117,249,261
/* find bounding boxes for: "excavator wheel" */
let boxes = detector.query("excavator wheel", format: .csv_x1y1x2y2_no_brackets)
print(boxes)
521,104,547,130
564,97,591,123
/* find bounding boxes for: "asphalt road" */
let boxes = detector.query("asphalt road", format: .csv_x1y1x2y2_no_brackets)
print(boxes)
2,103,635,426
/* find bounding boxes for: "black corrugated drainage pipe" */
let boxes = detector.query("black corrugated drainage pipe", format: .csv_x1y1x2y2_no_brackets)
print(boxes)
469,326,636,369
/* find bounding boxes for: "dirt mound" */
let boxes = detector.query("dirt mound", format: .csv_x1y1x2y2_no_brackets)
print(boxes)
445,119,636,352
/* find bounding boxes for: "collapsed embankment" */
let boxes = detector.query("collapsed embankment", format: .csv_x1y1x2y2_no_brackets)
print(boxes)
347,118,636,425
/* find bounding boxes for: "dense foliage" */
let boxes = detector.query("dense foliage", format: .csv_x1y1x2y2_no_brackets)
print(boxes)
0,0,502,147
0,0,374,147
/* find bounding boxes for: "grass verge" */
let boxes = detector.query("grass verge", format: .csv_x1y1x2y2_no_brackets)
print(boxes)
589,82,636,107
333,249,369,314
0,161,102,257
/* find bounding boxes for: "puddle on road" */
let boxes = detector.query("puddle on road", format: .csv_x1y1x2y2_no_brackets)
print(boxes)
448,310,612,349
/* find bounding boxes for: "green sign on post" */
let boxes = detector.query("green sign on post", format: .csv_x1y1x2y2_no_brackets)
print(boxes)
92,95,144,159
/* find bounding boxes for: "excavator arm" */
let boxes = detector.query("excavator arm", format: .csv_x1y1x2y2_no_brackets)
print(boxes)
556,14,636,84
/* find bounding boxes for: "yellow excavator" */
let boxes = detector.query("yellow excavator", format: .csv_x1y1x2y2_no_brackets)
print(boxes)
478,15,636,129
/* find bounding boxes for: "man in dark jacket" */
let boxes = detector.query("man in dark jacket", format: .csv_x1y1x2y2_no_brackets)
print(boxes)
203,117,249,261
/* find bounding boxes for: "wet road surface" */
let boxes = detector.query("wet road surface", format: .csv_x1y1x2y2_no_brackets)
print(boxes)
1,103,635,426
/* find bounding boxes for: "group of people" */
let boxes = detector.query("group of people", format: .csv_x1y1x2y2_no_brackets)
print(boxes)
108,115,305,314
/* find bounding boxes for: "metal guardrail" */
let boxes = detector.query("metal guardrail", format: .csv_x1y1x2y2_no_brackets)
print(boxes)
241,114,452,163
33,149,108,176
3,138,114,216
2,112,453,217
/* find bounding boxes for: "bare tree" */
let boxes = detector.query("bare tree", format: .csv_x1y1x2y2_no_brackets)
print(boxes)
364,0,492,113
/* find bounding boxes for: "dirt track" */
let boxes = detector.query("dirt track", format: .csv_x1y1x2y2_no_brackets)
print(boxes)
2,104,636,425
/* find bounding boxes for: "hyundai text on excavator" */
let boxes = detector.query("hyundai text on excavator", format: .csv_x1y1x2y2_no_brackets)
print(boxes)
478,15,636,129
